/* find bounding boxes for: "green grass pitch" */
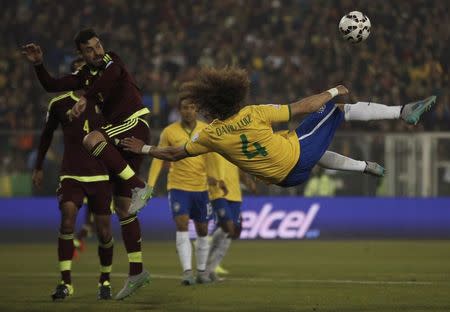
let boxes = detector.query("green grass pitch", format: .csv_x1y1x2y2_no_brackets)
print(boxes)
1,241,449,311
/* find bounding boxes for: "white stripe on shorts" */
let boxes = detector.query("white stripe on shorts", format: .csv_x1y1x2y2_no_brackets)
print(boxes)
298,105,337,141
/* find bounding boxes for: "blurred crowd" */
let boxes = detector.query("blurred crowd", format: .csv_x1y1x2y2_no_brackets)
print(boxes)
0,0,449,194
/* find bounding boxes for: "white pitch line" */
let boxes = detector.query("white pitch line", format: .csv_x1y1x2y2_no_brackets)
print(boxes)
2,272,434,285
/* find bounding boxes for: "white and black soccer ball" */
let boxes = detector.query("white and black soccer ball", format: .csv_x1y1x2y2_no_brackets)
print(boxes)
339,11,371,43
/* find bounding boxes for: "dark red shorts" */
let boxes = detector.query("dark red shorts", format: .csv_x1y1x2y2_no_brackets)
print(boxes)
99,117,150,198
57,179,112,215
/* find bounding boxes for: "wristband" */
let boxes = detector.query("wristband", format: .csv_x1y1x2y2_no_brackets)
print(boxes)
141,145,153,154
327,88,339,98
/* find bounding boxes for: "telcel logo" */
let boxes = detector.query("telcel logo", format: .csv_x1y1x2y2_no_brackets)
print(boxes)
241,203,320,239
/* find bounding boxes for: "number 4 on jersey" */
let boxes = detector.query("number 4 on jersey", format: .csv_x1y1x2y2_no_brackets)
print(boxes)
240,134,268,159
83,120,90,133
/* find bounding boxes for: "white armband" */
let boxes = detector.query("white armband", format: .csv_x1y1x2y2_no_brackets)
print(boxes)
326,88,339,98
141,145,153,154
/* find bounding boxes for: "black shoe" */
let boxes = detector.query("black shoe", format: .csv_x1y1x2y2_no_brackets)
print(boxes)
51,282,73,301
98,280,112,300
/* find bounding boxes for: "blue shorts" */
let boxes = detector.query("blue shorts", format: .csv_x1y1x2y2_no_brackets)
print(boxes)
168,189,212,222
277,101,344,187
211,198,242,225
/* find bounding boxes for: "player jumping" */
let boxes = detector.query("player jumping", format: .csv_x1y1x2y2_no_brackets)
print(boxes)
121,67,437,189
23,29,151,300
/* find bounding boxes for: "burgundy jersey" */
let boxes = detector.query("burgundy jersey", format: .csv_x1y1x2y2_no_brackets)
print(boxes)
34,92,108,177
34,51,148,124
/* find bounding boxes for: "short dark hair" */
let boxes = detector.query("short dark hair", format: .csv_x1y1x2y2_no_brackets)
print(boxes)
74,28,98,50
70,57,85,72
179,67,250,120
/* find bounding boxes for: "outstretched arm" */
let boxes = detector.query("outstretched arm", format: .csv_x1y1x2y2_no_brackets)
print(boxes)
289,85,348,117
22,43,81,92
121,137,189,161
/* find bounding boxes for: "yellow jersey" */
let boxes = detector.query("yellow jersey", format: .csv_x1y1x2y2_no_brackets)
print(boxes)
185,104,299,185
206,153,242,202
148,120,208,191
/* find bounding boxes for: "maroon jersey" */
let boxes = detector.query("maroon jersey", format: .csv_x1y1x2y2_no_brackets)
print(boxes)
34,51,149,124
34,91,108,178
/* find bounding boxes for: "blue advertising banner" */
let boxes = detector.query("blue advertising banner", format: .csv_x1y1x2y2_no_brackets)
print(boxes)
1,197,449,241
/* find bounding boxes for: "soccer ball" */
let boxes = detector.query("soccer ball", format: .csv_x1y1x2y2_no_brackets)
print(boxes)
339,11,371,43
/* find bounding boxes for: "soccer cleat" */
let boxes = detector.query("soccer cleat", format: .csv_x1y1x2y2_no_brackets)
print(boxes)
214,265,229,275
128,183,153,214
115,270,150,300
51,282,74,301
97,280,112,300
364,161,385,177
209,271,225,282
181,270,195,286
196,270,212,284
401,95,437,125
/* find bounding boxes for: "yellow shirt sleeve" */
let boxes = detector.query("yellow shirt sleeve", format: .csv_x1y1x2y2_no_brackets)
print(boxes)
184,130,211,156
147,128,169,187
256,104,291,123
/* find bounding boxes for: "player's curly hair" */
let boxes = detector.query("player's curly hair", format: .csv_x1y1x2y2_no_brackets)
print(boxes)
179,67,250,120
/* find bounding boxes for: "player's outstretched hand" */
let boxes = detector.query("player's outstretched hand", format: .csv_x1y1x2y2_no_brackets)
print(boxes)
21,43,43,65
121,137,145,154
335,85,349,96
70,96,87,119
32,169,43,188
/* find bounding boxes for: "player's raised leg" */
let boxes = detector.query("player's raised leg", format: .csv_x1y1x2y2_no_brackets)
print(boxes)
96,119,151,300
318,151,385,177
338,95,437,124
84,130,151,214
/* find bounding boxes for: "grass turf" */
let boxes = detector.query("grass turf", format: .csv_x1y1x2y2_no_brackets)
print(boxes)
0,241,449,312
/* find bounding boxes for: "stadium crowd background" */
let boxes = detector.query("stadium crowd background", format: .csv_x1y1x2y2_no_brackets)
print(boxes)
1,0,448,196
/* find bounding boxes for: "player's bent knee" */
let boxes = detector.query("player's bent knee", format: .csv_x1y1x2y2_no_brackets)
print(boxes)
83,130,105,150
174,215,189,231
97,230,112,244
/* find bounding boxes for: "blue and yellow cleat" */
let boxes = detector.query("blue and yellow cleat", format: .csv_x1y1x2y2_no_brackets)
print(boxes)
214,265,229,275
51,282,74,301
401,95,437,125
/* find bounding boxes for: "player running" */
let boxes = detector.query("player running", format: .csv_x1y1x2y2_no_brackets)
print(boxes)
147,99,213,285
33,58,114,300
121,67,437,188
23,29,150,300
